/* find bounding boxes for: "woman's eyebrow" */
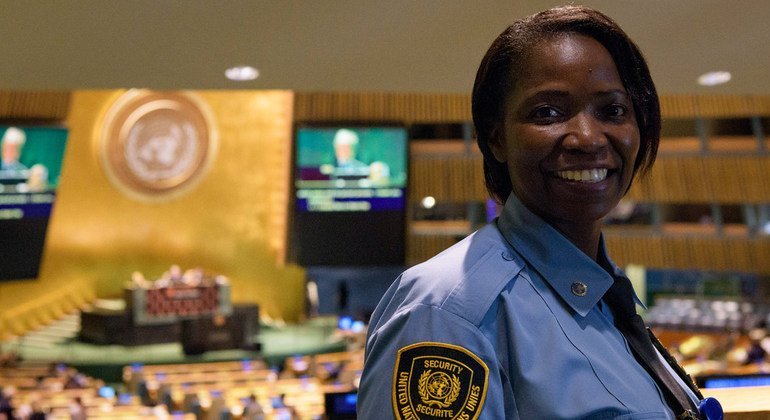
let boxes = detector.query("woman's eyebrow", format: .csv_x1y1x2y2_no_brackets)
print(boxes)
515,90,570,107
595,89,631,99
523,89,571,100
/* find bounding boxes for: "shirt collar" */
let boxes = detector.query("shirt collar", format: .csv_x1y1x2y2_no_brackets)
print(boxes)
496,193,642,317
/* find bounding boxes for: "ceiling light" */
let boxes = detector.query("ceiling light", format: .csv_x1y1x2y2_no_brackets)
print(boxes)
225,66,259,81
697,71,731,87
420,196,436,209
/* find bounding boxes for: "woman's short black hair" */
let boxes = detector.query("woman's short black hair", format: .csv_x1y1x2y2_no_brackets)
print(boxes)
472,5,661,203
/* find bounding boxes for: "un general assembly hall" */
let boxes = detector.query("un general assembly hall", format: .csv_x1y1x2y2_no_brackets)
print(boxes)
0,1,769,419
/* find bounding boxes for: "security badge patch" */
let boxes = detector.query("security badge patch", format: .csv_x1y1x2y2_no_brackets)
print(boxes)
393,342,489,419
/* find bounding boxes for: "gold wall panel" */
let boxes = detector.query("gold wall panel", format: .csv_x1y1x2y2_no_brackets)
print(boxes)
693,95,760,118
628,155,770,203
659,96,698,120
660,94,770,118
0,91,70,120
605,234,770,275
409,155,487,203
294,92,471,123
0,90,304,325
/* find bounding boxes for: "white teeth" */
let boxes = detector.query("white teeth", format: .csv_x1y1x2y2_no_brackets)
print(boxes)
556,168,608,183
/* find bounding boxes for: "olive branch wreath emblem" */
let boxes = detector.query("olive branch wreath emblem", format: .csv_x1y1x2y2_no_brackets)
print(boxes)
418,369,461,408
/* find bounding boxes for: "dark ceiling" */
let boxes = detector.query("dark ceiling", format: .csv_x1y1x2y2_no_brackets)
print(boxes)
1,0,767,95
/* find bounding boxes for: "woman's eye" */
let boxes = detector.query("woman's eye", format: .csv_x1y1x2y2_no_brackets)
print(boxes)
603,104,627,118
529,106,561,121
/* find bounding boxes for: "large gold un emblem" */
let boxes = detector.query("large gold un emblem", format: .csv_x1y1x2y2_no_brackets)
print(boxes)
99,90,217,201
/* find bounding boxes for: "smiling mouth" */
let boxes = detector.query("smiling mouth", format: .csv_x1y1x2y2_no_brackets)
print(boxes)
555,168,609,183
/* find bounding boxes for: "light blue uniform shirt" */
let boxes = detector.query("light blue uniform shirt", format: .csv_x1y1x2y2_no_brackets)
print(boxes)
359,193,699,419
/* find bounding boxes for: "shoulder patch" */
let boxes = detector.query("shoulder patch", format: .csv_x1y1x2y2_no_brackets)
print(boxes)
392,342,489,419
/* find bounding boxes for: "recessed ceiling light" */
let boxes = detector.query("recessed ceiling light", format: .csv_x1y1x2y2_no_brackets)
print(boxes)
225,66,259,81
697,71,731,87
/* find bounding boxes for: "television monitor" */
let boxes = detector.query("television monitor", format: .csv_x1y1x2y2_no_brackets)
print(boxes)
0,125,68,281
291,124,408,266
324,391,358,419
697,373,770,388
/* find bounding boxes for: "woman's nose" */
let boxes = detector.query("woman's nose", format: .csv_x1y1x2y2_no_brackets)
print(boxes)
563,112,608,152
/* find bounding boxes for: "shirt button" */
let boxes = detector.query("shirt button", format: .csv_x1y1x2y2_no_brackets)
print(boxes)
571,281,588,297
501,251,514,261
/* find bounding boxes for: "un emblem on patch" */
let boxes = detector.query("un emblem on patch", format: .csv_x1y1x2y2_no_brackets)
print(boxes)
393,342,488,419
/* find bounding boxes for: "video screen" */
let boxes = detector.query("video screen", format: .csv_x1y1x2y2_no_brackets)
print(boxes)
0,125,68,281
294,126,408,212
698,373,770,389
291,125,408,266
324,391,358,419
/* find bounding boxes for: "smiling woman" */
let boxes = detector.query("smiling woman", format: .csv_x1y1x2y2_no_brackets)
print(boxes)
489,33,641,258
358,5,722,420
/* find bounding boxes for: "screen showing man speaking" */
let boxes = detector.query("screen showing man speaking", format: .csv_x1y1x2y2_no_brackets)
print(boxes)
292,125,408,266
0,125,68,281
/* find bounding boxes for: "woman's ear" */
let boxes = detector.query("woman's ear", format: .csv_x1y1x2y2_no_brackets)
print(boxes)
488,125,507,163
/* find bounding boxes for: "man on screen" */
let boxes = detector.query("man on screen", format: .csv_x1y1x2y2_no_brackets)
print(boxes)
16,164,50,193
330,128,369,180
367,160,391,186
0,127,29,180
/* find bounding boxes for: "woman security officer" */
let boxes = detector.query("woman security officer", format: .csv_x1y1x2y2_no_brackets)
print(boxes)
358,5,722,419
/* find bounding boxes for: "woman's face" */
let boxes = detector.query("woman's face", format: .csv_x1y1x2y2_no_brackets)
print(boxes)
490,33,640,228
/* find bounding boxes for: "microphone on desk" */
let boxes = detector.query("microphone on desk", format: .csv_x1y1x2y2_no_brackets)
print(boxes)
699,397,723,420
